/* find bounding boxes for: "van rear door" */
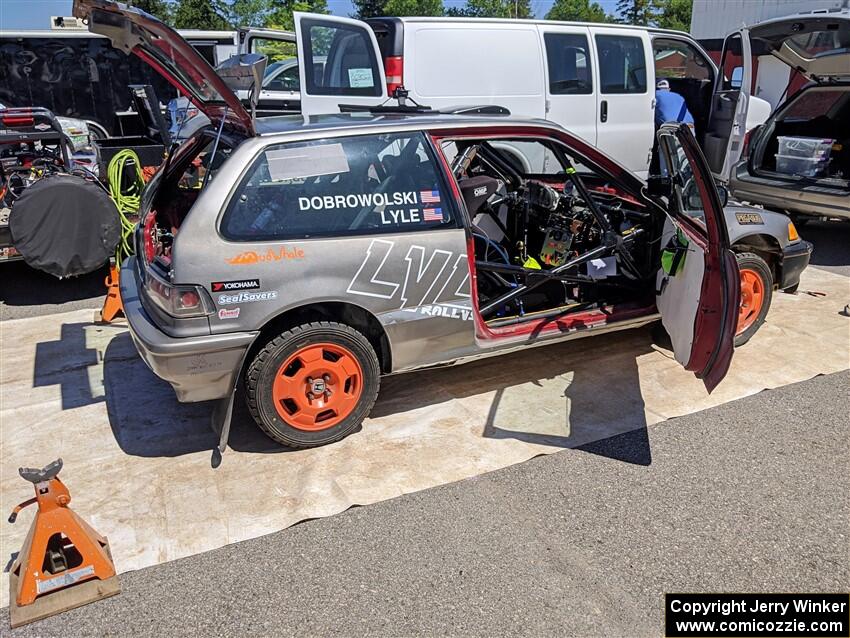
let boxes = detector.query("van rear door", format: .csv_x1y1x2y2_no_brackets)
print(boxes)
294,12,388,116
238,28,300,115
703,29,752,182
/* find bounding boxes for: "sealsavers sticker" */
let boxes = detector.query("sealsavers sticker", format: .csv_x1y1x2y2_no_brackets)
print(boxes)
218,291,278,305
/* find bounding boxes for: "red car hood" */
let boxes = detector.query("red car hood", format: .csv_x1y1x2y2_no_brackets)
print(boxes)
73,0,254,136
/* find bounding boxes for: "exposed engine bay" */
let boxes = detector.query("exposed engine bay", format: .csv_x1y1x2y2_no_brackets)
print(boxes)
447,139,658,326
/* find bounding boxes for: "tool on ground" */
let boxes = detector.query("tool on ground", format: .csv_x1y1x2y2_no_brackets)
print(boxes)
99,148,144,323
7,458,120,628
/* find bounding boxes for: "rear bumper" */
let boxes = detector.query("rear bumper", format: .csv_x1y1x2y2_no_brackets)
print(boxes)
730,169,850,220
779,240,812,291
120,258,256,402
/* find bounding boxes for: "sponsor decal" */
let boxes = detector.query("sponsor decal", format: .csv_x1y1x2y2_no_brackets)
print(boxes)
218,307,241,319
347,239,472,321
211,279,259,292
735,212,764,225
218,291,278,305
473,185,488,197
226,247,304,265
416,304,473,321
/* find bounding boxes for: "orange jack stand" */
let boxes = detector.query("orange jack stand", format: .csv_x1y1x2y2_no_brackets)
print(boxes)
7,459,120,628
100,260,124,323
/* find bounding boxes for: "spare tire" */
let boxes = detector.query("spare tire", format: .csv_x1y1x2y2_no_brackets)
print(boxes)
9,174,121,278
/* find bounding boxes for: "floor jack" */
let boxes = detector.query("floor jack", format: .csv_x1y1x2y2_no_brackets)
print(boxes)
7,459,120,628
99,258,124,323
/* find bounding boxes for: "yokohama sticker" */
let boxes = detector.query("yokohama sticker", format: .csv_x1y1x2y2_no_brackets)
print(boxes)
211,279,260,292
218,291,278,305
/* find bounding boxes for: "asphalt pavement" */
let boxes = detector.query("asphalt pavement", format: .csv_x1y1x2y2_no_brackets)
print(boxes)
2,370,848,637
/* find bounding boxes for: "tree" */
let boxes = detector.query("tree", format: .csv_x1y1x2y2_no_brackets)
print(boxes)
448,0,532,18
655,0,692,32
128,0,173,22
172,0,230,29
546,0,610,22
267,0,329,30
384,0,444,16
615,0,658,26
228,0,273,27
352,0,389,19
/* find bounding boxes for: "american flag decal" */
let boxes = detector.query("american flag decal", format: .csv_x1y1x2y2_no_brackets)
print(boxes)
419,189,441,204
423,207,443,222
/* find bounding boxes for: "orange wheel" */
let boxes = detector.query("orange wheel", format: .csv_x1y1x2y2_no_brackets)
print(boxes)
271,342,364,431
737,268,765,335
733,252,773,347
246,321,381,448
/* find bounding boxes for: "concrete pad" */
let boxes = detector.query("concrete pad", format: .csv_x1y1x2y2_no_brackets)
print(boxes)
1,267,848,603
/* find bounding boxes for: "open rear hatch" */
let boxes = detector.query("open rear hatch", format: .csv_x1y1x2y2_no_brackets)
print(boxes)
749,10,850,84
73,0,255,136
746,12,850,185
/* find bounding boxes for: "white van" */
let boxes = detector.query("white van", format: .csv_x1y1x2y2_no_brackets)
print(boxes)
241,14,771,181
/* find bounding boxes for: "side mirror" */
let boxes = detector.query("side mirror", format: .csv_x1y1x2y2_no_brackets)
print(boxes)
646,175,672,198
716,183,730,207
730,66,743,90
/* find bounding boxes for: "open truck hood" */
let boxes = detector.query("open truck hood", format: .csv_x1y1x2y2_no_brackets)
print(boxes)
73,0,255,136
749,10,850,82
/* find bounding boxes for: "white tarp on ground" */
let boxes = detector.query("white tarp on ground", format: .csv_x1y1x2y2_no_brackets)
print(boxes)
1,267,848,603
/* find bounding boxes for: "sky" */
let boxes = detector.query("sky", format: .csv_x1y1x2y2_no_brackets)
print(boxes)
0,0,622,30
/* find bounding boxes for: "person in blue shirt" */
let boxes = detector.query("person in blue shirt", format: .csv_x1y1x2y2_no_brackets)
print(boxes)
655,79,695,129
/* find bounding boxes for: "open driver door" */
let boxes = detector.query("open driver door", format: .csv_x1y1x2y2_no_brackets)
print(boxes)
655,123,739,392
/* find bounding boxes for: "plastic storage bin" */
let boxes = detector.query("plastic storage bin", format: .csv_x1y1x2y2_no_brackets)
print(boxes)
777,136,834,160
774,154,830,177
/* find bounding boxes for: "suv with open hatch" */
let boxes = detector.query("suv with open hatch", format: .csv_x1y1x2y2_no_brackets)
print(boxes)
75,0,811,453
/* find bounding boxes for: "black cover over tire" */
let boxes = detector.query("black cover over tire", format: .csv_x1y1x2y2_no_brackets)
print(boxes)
246,321,381,449
735,252,773,347
9,174,120,277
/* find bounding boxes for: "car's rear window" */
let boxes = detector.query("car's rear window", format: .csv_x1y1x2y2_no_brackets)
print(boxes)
220,132,457,240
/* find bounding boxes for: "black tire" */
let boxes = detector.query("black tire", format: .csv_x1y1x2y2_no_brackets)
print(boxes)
734,252,773,347
246,321,380,448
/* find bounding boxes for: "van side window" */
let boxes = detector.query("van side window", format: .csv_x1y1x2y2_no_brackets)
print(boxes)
544,33,593,95
652,38,711,82
595,35,647,94
220,133,457,241
301,18,382,96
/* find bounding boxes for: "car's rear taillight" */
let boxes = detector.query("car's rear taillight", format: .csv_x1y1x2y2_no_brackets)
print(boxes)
146,271,210,318
741,125,760,159
1,115,34,127
142,214,156,263
385,56,404,96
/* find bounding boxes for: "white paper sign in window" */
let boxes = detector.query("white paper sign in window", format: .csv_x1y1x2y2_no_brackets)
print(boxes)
348,68,374,88
265,143,350,182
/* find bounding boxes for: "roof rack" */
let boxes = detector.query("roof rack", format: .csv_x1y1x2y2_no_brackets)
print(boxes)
338,88,510,116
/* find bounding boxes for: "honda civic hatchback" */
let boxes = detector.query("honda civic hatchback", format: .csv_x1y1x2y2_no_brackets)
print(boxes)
76,0,743,452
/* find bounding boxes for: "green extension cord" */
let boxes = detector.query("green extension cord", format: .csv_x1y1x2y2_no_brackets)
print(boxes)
107,149,144,264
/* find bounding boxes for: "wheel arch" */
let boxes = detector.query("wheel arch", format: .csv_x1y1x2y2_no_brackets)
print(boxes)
242,301,393,379
731,233,781,287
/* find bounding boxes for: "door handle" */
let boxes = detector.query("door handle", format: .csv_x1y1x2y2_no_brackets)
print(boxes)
600,100,608,123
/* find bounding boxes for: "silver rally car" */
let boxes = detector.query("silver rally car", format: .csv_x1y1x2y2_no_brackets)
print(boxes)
77,1,811,452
